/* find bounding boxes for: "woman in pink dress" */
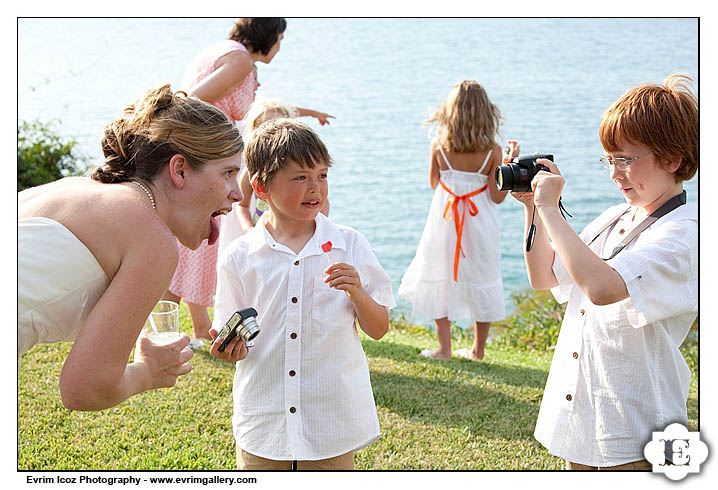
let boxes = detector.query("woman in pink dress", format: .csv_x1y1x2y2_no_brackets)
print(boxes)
166,18,333,347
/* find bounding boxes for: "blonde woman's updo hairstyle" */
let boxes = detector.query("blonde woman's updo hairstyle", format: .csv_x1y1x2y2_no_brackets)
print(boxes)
229,18,287,56
424,80,502,154
92,84,243,184
599,73,698,182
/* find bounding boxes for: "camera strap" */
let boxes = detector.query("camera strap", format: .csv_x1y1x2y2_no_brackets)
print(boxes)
526,197,571,252
558,197,572,220
587,190,686,261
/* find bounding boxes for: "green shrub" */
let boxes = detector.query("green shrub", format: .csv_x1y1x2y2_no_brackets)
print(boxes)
492,289,565,352
17,120,84,191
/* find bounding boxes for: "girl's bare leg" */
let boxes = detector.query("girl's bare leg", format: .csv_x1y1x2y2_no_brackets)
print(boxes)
419,317,452,359
471,321,491,360
187,302,212,339
162,290,180,303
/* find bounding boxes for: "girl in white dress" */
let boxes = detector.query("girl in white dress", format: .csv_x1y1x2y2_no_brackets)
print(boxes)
398,80,518,360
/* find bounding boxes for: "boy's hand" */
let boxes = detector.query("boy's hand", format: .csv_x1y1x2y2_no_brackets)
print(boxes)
208,327,248,362
324,262,368,304
325,262,389,341
532,159,565,210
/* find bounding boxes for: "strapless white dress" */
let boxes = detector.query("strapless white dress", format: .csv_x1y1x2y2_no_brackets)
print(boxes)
18,217,110,356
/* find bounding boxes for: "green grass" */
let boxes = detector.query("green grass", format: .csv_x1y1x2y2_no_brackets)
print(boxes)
17,305,698,470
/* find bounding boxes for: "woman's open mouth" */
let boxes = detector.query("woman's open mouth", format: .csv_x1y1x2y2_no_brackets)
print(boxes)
208,209,230,245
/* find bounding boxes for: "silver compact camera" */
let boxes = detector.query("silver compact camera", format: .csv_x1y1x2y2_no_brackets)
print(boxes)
215,307,260,352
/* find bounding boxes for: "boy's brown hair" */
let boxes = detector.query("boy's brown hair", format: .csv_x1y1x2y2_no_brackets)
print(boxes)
244,118,333,187
599,73,698,182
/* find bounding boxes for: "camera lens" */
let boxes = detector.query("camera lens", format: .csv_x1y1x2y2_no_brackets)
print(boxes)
495,165,513,191
245,326,259,341
239,318,260,341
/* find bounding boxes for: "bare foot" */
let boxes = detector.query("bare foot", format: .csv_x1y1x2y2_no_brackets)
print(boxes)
418,349,451,360
455,348,484,361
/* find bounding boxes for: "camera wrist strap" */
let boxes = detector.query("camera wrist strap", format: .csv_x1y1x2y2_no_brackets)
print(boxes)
558,197,572,220
526,197,571,252
588,190,686,261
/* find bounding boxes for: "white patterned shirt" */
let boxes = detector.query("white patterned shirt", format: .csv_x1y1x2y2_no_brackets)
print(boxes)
534,202,697,466
213,213,396,460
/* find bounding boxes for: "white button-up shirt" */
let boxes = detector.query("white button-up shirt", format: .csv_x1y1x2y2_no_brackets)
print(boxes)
213,213,396,461
534,202,697,467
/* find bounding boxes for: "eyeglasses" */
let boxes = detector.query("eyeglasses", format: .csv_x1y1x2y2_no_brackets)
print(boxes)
599,152,651,170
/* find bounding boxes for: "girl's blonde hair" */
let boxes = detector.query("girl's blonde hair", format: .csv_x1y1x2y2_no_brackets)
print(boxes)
243,97,297,140
424,80,501,153
93,84,243,184
599,73,698,182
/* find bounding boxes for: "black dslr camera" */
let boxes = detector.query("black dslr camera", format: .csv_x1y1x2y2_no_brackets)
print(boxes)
495,154,554,192
494,153,571,252
215,307,260,352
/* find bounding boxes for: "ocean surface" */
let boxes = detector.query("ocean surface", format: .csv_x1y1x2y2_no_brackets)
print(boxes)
17,18,699,327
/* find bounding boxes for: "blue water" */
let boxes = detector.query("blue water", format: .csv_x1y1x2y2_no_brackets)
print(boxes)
17,18,698,326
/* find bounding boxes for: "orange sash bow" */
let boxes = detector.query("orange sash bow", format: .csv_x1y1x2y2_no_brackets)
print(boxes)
439,180,489,282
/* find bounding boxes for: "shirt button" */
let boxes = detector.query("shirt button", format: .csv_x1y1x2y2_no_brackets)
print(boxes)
290,332,297,339
289,370,296,377
572,352,579,359
291,297,298,303
294,260,299,266
566,394,572,401
619,228,625,235
579,309,585,316
289,407,296,413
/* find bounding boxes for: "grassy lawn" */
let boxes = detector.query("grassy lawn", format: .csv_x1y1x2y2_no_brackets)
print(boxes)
17,306,698,470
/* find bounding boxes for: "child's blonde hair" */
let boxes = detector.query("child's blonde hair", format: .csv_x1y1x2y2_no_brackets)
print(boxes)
599,73,698,182
243,97,297,140
424,80,501,153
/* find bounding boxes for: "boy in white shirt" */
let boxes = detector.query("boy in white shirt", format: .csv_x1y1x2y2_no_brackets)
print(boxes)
209,118,396,470
511,74,698,470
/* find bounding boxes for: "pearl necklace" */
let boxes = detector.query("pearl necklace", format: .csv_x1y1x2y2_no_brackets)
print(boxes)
131,180,156,211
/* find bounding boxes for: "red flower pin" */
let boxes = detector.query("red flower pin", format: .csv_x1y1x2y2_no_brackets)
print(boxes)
321,240,332,266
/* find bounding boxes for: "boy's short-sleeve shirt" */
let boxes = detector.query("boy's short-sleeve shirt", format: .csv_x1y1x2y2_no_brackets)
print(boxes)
213,213,396,461
535,202,697,467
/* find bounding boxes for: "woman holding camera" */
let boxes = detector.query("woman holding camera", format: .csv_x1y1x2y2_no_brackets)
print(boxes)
513,74,697,470
18,84,245,411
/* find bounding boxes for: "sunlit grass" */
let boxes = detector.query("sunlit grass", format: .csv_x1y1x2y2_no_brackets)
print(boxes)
17,305,698,470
